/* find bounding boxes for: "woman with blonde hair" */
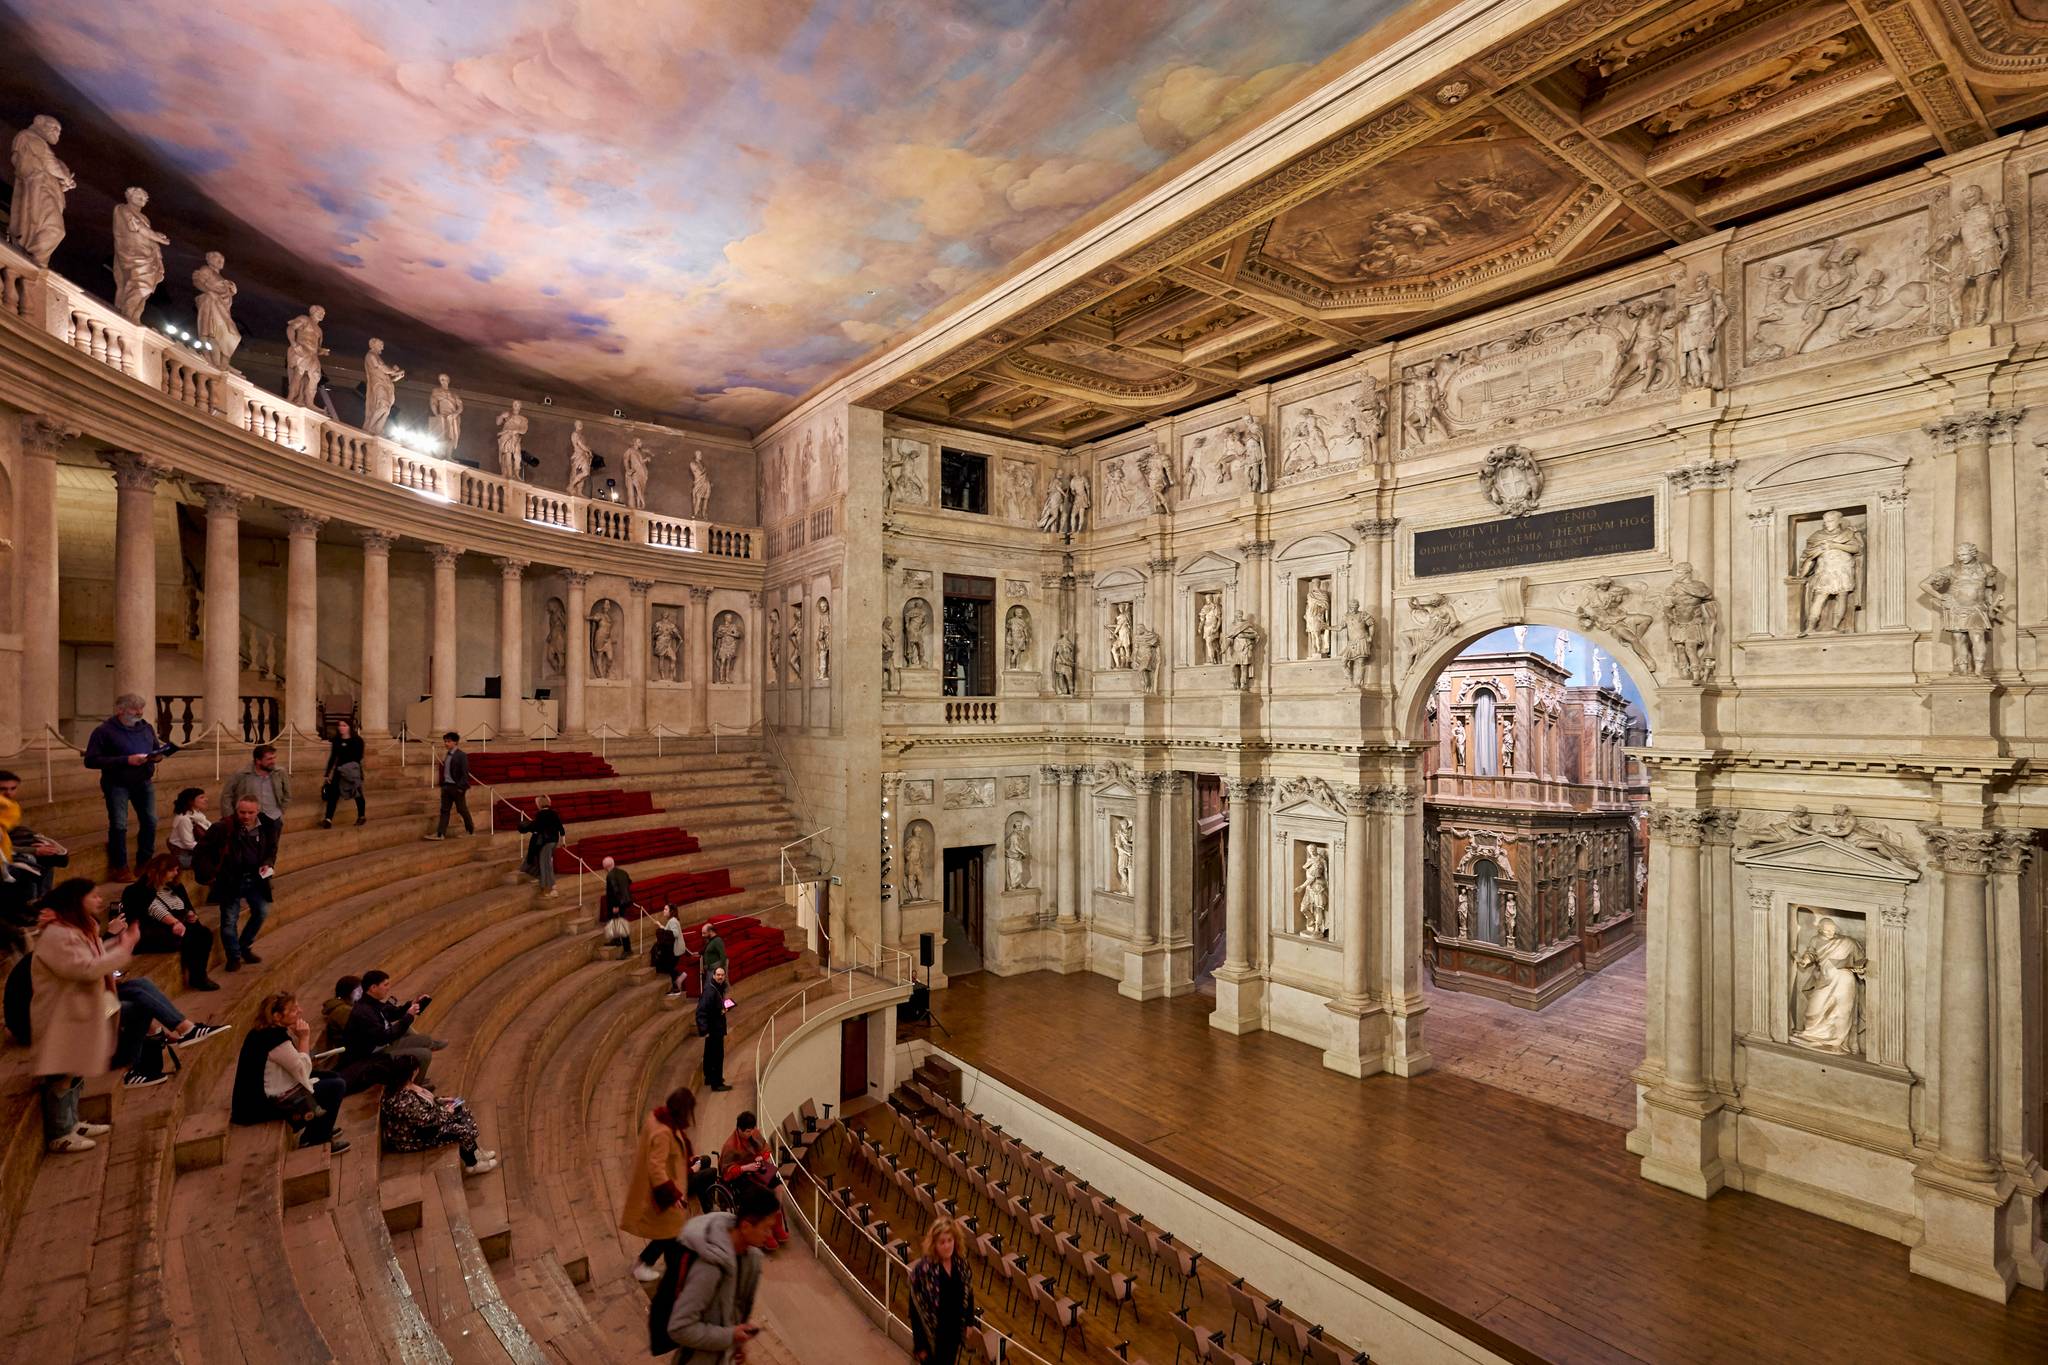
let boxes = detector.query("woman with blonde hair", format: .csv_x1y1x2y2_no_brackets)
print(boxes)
907,1214,976,1363
231,991,348,1152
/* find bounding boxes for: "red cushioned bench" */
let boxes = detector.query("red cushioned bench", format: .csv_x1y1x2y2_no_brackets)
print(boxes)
466,749,618,785
630,867,743,913
491,787,661,831
555,826,701,873
670,914,798,994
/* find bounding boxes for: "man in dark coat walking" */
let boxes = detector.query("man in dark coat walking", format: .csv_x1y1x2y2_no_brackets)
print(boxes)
696,965,730,1092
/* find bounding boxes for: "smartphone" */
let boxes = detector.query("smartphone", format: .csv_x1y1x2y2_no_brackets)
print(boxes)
414,994,433,1012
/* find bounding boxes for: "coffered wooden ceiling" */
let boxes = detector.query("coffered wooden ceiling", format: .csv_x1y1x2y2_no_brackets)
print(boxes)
870,0,2048,445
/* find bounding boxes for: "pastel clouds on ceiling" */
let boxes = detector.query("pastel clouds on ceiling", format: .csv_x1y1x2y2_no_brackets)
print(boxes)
6,0,1386,430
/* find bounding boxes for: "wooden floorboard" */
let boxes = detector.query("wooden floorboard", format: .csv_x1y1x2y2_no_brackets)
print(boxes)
936,969,2048,1365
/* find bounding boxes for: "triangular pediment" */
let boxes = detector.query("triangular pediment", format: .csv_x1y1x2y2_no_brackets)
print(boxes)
1735,834,1918,883
1177,551,1241,578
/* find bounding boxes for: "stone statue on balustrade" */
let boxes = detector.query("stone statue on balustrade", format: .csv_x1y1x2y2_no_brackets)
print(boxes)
1790,916,1866,1054
1226,611,1262,691
494,400,529,479
1340,602,1375,687
427,375,464,450
1004,816,1032,892
111,188,170,325
1921,542,2004,676
285,305,329,408
1797,510,1863,635
566,422,594,496
651,609,682,683
1658,564,1718,682
621,438,652,510
543,598,567,678
362,339,405,437
1052,633,1077,696
588,599,621,680
192,252,241,372
713,612,742,685
8,115,74,267
1297,845,1331,939
690,451,712,519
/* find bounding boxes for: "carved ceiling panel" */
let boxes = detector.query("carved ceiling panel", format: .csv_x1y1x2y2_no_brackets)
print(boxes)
878,0,2047,446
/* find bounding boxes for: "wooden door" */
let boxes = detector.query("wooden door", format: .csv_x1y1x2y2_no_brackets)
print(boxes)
839,1015,868,1102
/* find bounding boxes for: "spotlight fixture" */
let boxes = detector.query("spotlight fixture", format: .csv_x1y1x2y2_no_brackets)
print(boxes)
541,395,554,406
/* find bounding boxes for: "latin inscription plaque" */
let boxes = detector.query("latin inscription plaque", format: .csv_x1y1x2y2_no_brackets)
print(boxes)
1413,495,1655,578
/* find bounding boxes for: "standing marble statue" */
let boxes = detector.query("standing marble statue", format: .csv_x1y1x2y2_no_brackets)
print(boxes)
1455,886,1471,939
1677,272,1727,390
427,374,464,449
543,599,567,678
1004,608,1032,671
902,599,930,669
7,115,74,267
494,400,529,479
766,610,782,683
191,251,241,371
1931,185,2011,330
1298,845,1331,939
1340,602,1375,686
904,825,929,903
1659,564,1718,681
284,305,329,408
1304,581,1333,658
589,603,617,680
690,452,713,519
1921,542,2003,676
1065,472,1091,535
1107,603,1134,671
651,611,682,683
1111,818,1133,894
362,339,405,437
1052,633,1077,696
1797,510,1864,634
1197,596,1224,666
713,613,741,685
1004,819,1031,892
881,616,896,692
1226,612,1262,692
111,188,170,324
1450,716,1467,770
621,438,651,510
815,599,831,681
1791,917,1866,1054
1503,890,1520,948
1133,624,1162,692
566,422,594,496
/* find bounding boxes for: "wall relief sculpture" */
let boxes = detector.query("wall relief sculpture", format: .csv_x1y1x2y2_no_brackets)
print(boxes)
651,606,682,683
942,778,996,810
1402,593,1460,668
1001,457,1039,523
712,610,743,685
542,597,567,678
1280,377,1383,481
901,779,933,805
901,598,931,669
1479,444,1543,517
587,598,623,680
1741,207,1941,365
1920,543,2004,676
1004,605,1033,670
1000,775,1031,799
1574,577,1654,662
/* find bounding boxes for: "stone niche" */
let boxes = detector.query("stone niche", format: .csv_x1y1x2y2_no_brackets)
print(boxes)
1266,782,1345,979
1091,567,1148,693
1275,532,1353,668
1176,551,1242,678
1739,446,1912,644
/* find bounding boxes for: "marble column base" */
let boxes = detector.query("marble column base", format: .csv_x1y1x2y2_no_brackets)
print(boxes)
1638,1088,1728,1199
1208,965,1264,1034
1382,1005,1432,1077
1320,998,1387,1077
1916,675,2003,757
1910,1162,2020,1301
1117,942,1170,1001
1050,919,1090,974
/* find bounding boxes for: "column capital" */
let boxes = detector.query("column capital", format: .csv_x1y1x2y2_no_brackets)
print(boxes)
196,482,248,515
1924,408,2027,447
1236,537,1274,559
688,585,713,603
283,508,329,537
101,449,170,491
359,529,395,554
496,556,529,579
746,590,762,607
1667,456,1736,493
1147,555,1177,574
1701,808,1742,847
560,568,593,587
1336,782,1373,815
1350,517,1399,540
1222,776,1259,803
1368,784,1417,813
429,543,462,569
628,578,655,597
20,414,79,459
1918,824,2018,875
1650,806,1714,847
1040,765,1067,785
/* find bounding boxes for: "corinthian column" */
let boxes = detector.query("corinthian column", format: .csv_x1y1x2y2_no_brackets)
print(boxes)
198,484,246,740
561,571,590,736
627,579,653,734
1924,411,2023,557
105,452,168,707
1918,826,2003,1177
1651,806,1710,1095
283,510,326,737
1131,773,1157,947
429,545,461,736
358,531,393,737
18,417,74,740
689,586,713,732
1047,766,1079,925
497,558,528,736
1211,774,1267,1035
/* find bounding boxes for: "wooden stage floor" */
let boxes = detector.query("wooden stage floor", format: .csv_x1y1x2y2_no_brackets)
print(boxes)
933,970,2048,1365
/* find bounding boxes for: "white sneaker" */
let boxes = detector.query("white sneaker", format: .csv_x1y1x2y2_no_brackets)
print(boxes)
75,1121,112,1138
631,1261,664,1284
474,1149,498,1163
465,1156,500,1176
48,1133,94,1154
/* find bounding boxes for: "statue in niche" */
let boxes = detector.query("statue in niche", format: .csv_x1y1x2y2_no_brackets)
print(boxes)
1930,185,2010,330
493,399,528,478
111,187,170,324
621,438,652,510
1790,916,1866,1054
1004,606,1033,671
901,598,931,669
1052,633,1077,696
815,598,830,681
1142,448,1174,514
1455,886,1471,939
1111,817,1133,894
1341,602,1375,686
7,115,74,267
904,824,930,903
566,421,594,496
1450,716,1467,770
1066,471,1091,534
191,252,242,371
1499,717,1516,771
1921,543,2004,676
1677,272,1727,389
1004,816,1032,892
1575,578,1654,659
1107,602,1134,670
1659,564,1719,681
690,452,712,519
882,616,896,692
787,603,804,680
1590,880,1603,922
1503,890,1520,948
767,610,781,683
1196,594,1224,666
284,305,329,408
713,611,742,685
427,374,463,449
363,339,405,438
1303,580,1333,658
651,608,682,683
1797,510,1865,635
588,599,622,680
1226,611,1262,691
1298,845,1331,939
543,598,567,678
1565,884,1578,935
1134,623,1162,692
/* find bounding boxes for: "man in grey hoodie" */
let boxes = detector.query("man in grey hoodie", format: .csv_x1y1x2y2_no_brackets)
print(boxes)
665,1179,780,1363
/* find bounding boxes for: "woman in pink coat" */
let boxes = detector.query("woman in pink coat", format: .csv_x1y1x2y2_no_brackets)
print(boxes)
31,878,137,1154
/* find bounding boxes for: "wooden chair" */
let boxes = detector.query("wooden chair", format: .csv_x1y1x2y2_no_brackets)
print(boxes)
1162,1235,1205,1310
974,1321,1008,1363
1170,1307,1225,1365
1256,1299,1296,1362
1223,1279,1263,1351
974,1230,1007,1293
1303,1327,1370,1365
1089,1252,1139,1330
1028,1274,1084,1361
996,1252,1031,1315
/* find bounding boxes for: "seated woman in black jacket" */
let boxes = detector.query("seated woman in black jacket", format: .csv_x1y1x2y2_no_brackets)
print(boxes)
122,854,219,990
232,991,348,1152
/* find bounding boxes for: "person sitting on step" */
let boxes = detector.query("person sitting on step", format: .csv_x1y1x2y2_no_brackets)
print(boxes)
344,968,446,1083
379,1052,496,1174
232,991,348,1153
121,853,220,991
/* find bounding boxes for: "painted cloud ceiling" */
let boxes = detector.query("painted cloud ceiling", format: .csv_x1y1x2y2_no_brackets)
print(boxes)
0,0,1395,431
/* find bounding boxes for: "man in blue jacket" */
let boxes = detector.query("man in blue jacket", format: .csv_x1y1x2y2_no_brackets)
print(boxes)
83,693,168,881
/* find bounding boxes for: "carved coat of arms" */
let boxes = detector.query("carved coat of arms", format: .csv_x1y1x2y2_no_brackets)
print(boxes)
1479,444,1543,518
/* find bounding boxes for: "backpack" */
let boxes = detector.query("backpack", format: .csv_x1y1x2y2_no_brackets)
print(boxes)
647,1246,696,1356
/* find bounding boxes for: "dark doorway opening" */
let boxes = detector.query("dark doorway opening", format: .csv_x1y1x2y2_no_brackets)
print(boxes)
1193,775,1228,981
943,573,996,697
943,845,987,977
839,1015,869,1102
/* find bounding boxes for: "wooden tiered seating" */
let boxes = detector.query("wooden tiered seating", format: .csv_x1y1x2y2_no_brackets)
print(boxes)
492,788,661,830
466,749,617,785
